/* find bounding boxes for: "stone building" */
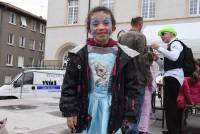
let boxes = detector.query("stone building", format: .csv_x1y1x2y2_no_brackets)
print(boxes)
45,0,200,67
0,2,46,85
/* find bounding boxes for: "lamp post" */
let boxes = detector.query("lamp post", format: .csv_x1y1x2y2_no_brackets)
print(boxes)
86,0,91,39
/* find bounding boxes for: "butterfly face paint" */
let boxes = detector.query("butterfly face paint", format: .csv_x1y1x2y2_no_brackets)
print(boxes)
89,11,113,45
90,17,112,35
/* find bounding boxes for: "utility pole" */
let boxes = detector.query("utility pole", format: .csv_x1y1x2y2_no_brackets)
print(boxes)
86,0,91,39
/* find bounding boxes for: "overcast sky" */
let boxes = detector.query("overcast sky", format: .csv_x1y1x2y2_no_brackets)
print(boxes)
0,0,48,19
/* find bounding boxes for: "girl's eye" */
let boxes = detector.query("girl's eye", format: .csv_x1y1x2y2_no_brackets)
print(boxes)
91,20,99,26
103,20,110,25
92,23,98,26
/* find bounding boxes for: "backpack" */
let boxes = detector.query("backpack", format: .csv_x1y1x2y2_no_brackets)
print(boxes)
117,30,126,41
173,40,195,77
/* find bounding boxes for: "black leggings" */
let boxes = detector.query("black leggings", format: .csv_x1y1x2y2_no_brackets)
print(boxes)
163,76,181,134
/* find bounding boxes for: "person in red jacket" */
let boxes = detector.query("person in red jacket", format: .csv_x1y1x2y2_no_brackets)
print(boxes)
177,58,200,109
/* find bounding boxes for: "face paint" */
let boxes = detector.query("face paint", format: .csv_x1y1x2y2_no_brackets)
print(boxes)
89,11,113,45
90,19,99,37
103,17,112,35
90,17,112,37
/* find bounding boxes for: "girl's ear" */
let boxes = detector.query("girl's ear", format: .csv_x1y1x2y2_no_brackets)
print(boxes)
112,26,116,32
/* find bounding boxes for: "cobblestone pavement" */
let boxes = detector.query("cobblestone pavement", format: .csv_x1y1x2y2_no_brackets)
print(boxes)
0,97,200,134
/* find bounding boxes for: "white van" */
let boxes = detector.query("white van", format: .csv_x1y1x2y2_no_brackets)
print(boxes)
0,69,65,99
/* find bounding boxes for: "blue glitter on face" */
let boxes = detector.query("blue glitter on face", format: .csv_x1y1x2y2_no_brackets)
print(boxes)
103,17,112,25
102,17,112,35
90,17,112,27
90,17,112,37
91,19,100,27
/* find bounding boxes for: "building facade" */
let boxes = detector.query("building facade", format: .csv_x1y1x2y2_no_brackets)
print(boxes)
0,2,46,85
45,0,200,67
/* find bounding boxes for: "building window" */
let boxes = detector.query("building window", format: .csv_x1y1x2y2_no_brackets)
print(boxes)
19,36,26,48
67,0,78,24
4,76,12,84
29,57,34,67
9,12,16,24
39,41,44,51
18,56,24,68
8,33,15,45
29,39,35,50
189,0,200,15
6,54,13,66
142,0,155,19
40,23,45,34
31,20,37,31
20,16,27,27
101,0,114,11
38,59,44,67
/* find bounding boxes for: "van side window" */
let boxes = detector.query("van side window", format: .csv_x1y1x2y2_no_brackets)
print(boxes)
15,75,23,85
23,72,33,84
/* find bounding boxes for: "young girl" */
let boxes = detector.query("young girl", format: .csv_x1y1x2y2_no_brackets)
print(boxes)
59,6,141,134
177,58,200,109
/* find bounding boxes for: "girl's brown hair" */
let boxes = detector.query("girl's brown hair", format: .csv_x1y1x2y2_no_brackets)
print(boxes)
190,58,200,84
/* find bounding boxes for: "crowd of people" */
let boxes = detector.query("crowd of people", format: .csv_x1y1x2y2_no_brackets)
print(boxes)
59,6,200,134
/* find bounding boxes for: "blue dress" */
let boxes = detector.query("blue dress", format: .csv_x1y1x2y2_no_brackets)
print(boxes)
81,46,121,134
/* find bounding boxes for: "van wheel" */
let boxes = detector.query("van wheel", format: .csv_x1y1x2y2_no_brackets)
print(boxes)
0,96,18,100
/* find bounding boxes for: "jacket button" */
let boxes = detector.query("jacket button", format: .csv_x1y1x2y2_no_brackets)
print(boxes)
77,65,81,69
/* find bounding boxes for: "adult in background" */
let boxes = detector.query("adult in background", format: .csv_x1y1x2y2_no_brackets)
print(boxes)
119,16,153,134
151,26,184,134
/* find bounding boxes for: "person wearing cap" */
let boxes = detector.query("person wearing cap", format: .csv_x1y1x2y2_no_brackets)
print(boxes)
151,26,184,134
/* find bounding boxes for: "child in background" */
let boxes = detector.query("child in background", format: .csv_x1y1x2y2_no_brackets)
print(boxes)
59,6,141,134
177,58,200,109
138,65,157,134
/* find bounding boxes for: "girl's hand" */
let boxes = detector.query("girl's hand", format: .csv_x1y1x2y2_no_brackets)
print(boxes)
121,118,131,132
66,116,77,132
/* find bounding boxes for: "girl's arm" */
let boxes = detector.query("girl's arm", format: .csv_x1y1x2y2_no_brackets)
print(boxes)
59,53,80,118
123,58,141,122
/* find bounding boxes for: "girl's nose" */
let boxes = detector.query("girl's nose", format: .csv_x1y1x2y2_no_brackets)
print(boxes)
97,23,105,29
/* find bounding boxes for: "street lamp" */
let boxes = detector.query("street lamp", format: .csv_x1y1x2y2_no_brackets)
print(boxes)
86,0,91,39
